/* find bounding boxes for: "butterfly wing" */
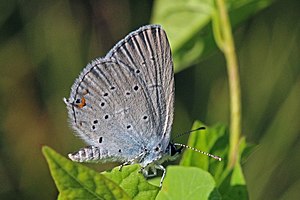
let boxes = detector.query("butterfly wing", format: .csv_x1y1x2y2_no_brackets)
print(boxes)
106,25,175,150
65,25,174,163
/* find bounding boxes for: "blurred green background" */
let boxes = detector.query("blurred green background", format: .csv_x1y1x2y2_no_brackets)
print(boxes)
0,0,299,199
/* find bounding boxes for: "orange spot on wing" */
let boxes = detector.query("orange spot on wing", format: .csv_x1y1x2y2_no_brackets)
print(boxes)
76,97,86,108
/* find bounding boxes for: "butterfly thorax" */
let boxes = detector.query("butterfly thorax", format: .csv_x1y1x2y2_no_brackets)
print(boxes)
138,142,182,168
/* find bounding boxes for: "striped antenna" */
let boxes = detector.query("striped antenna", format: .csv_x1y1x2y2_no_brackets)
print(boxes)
174,143,222,161
172,127,206,140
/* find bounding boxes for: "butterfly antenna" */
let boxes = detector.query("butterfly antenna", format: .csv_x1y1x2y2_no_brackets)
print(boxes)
172,127,206,141
173,143,222,161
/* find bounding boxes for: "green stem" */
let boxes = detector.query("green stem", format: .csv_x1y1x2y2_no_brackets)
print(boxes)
214,0,242,169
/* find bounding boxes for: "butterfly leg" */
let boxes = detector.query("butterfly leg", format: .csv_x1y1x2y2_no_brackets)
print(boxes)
119,152,145,171
141,166,157,177
155,164,166,188
138,166,144,174
119,159,136,171
118,162,128,171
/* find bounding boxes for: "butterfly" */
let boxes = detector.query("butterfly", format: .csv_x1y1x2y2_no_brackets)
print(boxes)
64,25,221,187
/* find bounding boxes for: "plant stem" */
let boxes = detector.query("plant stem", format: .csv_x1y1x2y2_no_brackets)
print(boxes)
214,0,242,169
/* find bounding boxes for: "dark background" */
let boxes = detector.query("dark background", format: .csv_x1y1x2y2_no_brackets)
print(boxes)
0,0,299,199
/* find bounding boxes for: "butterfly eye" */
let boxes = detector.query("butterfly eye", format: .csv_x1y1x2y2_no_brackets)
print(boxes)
170,144,178,156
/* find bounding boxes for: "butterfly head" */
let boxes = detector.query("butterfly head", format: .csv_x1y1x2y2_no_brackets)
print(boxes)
168,142,184,161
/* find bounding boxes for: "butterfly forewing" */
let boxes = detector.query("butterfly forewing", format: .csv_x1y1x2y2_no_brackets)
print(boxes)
106,25,174,149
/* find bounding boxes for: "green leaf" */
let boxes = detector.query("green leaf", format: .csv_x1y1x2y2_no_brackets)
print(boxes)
43,146,131,200
220,162,248,200
156,166,221,200
179,121,252,199
180,121,227,176
151,0,214,72
217,137,250,199
103,165,159,200
43,146,159,200
151,0,274,72
231,162,246,186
